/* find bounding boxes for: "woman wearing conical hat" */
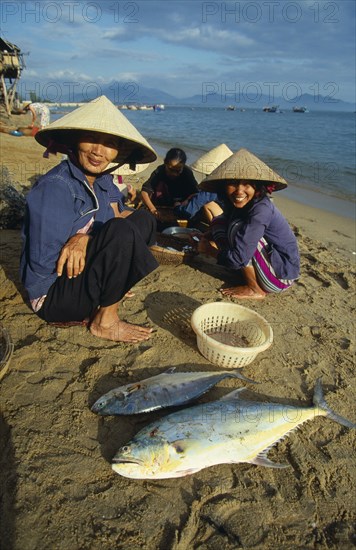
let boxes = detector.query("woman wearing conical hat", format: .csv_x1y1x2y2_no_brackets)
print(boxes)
198,148,300,299
20,96,159,342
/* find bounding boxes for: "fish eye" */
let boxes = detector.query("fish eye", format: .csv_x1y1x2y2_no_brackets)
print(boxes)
92,399,104,410
121,446,130,453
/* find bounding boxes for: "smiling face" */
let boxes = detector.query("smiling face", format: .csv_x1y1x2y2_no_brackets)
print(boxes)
76,131,120,183
225,179,256,209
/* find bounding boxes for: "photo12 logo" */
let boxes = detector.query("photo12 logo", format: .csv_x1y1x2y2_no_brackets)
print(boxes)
201,81,340,104
1,2,140,24
201,2,340,24
17,81,140,104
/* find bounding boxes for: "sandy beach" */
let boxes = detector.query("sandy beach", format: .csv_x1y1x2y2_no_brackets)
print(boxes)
0,130,355,549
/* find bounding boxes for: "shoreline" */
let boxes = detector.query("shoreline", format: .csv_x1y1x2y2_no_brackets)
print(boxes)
273,194,355,258
278,184,355,220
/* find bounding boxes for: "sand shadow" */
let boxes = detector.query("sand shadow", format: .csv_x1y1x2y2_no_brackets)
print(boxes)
0,413,17,550
0,228,28,303
144,291,202,350
188,255,243,284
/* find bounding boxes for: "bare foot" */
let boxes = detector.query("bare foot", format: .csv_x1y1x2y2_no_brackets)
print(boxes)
220,285,266,299
90,319,153,343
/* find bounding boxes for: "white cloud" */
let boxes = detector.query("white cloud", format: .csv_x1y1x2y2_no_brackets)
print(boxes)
22,68,39,77
47,70,93,82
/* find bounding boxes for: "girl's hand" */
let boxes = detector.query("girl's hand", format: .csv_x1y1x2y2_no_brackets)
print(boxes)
57,234,91,279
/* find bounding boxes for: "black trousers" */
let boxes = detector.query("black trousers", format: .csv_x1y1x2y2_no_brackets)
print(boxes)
37,210,158,323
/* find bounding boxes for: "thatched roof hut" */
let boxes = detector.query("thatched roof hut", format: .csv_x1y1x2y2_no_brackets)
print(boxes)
0,37,25,116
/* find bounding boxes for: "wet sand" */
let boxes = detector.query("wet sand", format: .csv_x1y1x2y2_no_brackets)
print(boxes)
0,131,355,549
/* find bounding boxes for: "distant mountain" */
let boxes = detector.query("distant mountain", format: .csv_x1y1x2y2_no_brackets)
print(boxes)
72,81,177,106
180,91,355,111
285,93,353,111
68,80,354,111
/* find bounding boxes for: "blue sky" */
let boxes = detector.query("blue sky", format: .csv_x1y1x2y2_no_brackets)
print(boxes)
1,0,355,103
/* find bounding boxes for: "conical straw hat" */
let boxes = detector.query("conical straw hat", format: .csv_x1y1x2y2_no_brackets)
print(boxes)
200,148,287,192
35,95,157,166
190,143,233,176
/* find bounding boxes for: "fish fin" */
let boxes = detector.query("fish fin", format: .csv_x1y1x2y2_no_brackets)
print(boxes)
249,453,290,469
229,370,258,384
313,378,356,429
164,367,176,374
219,388,247,401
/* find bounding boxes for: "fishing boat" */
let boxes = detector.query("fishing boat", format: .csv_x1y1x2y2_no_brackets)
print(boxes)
293,106,308,113
263,105,279,113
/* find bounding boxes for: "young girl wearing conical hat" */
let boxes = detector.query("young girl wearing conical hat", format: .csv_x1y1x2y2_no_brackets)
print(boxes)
198,148,300,299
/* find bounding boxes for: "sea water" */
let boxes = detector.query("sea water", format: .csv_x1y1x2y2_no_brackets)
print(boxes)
52,106,356,218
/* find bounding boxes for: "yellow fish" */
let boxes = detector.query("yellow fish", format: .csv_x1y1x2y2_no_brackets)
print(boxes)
112,380,355,479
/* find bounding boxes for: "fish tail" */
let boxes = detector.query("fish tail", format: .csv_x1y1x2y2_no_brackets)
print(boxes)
313,378,355,429
230,370,258,384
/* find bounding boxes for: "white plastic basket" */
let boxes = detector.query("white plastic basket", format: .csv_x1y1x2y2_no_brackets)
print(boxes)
191,302,273,368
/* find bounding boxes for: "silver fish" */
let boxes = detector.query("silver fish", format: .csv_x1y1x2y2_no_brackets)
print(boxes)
112,380,355,479
91,367,255,415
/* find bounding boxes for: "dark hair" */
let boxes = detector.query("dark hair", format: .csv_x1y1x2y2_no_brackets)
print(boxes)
164,148,187,164
249,180,268,200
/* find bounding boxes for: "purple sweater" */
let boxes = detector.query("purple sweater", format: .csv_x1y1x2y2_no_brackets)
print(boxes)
211,196,300,280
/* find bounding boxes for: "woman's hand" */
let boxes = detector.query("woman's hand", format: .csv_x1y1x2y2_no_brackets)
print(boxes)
57,234,91,279
149,208,161,220
118,210,133,218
